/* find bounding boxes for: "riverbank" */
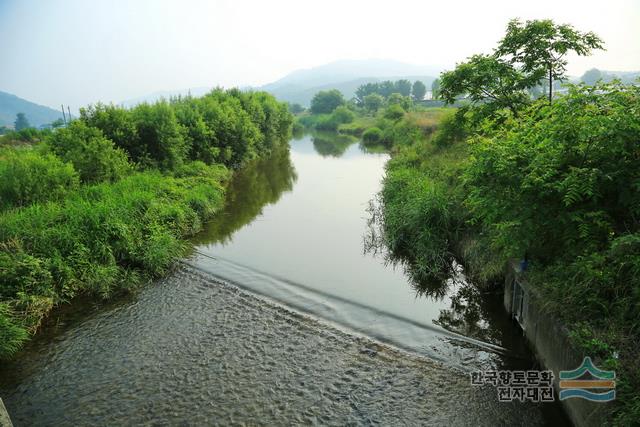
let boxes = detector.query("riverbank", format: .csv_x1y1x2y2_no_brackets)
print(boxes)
0,89,292,359
0,264,562,426
367,83,640,424
0,133,570,425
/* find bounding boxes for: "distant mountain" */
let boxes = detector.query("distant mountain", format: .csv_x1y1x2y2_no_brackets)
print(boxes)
259,59,442,106
0,91,65,128
119,59,443,108
120,86,212,107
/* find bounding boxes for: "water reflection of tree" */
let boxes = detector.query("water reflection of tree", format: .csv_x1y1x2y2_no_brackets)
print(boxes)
193,147,297,245
311,132,357,157
364,196,531,358
359,142,389,155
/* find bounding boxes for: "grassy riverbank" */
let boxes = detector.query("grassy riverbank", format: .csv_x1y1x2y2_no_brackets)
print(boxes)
367,83,640,424
0,89,292,359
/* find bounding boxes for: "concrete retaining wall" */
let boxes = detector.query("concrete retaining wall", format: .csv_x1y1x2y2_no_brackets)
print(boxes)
503,262,612,426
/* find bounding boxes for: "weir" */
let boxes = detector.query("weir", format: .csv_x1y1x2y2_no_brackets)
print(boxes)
185,252,515,372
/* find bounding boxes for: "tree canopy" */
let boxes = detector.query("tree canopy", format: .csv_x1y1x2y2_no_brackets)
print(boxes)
310,89,345,114
439,54,530,116
355,80,426,105
438,19,604,114
363,93,384,113
14,113,30,131
412,81,427,101
495,19,604,103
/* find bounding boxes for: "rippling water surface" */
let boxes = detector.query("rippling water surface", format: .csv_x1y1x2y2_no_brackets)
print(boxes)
0,134,569,425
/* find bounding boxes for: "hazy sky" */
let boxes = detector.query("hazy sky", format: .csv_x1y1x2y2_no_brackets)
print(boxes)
1,0,639,111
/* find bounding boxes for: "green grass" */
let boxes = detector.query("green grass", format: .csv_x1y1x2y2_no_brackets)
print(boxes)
0,163,228,358
338,115,377,136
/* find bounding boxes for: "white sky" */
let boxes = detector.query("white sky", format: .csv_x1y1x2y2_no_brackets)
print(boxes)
1,0,638,111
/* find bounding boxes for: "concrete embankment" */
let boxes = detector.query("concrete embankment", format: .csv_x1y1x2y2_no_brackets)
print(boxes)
504,262,612,426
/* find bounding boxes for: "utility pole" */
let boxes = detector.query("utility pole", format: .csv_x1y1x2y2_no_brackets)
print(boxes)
67,106,72,123
61,104,67,125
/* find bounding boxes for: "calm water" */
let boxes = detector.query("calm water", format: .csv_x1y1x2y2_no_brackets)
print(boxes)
0,133,568,426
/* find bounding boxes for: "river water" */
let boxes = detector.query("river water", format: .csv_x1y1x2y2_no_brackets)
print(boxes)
0,133,568,425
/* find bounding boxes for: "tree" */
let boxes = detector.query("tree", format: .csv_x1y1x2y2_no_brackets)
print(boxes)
394,79,412,97
288,103,305,114
439,54,530,116
431,79,441,99
50,118,65,129
496,19,604,103
387,93,412,110
412,81,427,101
363,93,384,114
581,68,603,86
310,89,345,114
378,81,396,98
14,113,30,131
355,83,380,105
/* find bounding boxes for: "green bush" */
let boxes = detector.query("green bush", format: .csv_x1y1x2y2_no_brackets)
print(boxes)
432,108,468,147
331,106,355,124
384,104,406,121
81,90,292,170
0,148,79,210
0,165,227,358
362,127,383,144
0,88,292,360
130,102,188,170
80,103,140,160
46,121,132,183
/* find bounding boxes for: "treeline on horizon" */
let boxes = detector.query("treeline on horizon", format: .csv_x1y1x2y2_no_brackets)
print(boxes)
0,89,293,359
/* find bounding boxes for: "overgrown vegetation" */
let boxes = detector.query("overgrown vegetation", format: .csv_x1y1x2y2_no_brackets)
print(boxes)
367,19,639,424
0,89,292,359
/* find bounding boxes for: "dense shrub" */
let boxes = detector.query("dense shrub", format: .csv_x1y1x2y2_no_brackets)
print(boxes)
384,104,406,121
130,101,188,170
46,121,132,183
362,127,383,144
0,88,292,359
80,89,292,170
314,115,340,131
463,82,640,423
431,108,469,147
0,164,228,358
79,103,141,161
375,82,640,423
331,106,355,124
0,148,79,209
303,106,356,132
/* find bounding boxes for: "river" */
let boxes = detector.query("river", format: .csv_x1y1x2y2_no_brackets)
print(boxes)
0,133,569,425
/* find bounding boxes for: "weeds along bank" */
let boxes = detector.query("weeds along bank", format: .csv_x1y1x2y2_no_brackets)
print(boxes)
0,89,292,359
368,82,640,424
